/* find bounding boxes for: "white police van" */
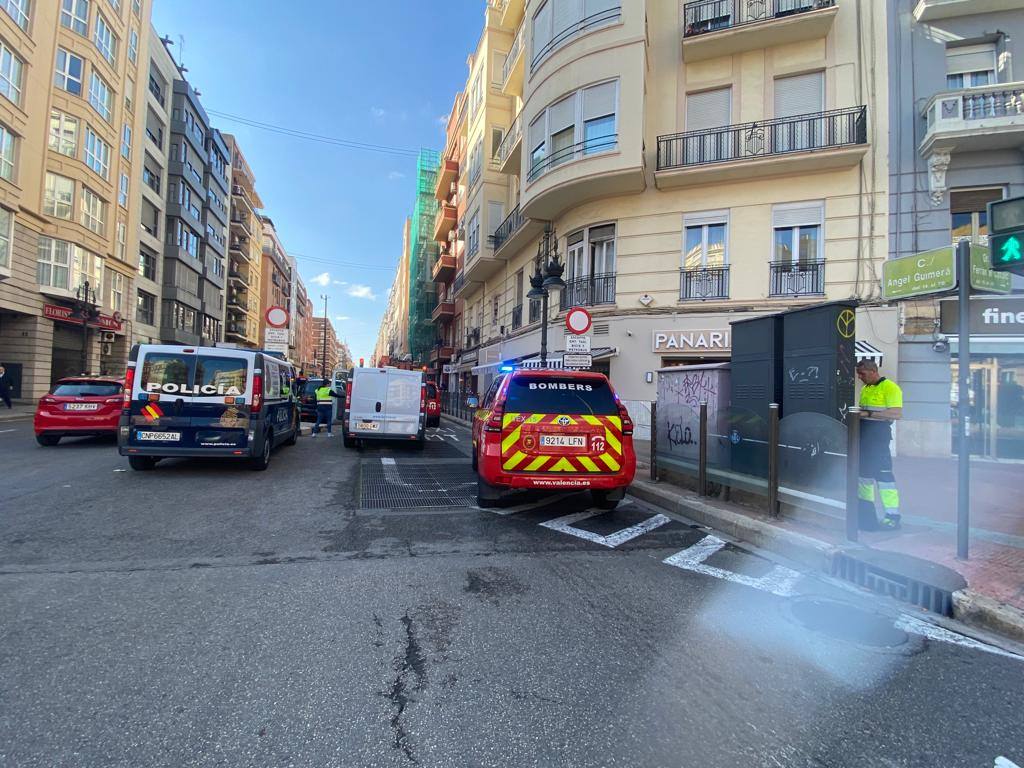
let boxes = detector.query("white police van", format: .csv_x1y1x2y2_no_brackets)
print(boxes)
117,344,299,471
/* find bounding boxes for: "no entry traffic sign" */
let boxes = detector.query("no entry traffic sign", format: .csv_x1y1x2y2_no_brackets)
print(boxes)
565,307,592,335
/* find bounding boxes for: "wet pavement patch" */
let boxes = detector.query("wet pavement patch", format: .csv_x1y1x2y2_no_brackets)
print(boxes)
787,597,909,648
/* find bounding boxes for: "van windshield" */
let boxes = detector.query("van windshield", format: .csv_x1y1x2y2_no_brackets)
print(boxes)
505,376,618,415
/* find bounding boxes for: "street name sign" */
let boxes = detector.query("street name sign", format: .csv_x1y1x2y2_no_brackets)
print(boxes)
882,244,1010,300
562,353,592,368
564,334,591,353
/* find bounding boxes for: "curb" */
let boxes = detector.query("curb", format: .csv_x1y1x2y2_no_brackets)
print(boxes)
630,477,1024,645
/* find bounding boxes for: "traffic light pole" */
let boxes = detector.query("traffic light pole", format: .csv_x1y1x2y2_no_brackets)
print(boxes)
956,238,971,560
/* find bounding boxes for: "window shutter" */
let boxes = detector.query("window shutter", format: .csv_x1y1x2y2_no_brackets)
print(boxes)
552,0,580,38
585,0,617,16
548,94,575,135
774,72,823,118
528,114,546,151
487,201,504,235
532,1,552,56
685,88,731,131
946,44,996,75
583,82,616,121
772,202,823,228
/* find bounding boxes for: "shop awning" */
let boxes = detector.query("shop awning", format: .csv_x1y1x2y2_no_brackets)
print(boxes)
519,347,617,369
855,340,883,365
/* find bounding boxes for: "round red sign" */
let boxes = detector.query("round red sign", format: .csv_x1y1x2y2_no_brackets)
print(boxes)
565,307,592,335
265,306,289,328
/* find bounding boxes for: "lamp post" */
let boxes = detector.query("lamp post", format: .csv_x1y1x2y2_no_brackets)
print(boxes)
320,293,328,378
526,227,566,367
73,280,100,375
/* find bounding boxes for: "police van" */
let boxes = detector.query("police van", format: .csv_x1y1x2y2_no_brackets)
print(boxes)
117,344,300,471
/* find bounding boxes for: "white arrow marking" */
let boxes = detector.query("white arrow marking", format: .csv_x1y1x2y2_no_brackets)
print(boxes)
895,615,1022,662
663,535,801,597
540,511,671,548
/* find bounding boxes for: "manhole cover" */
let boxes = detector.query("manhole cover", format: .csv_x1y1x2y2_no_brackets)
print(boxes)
788,598,908,648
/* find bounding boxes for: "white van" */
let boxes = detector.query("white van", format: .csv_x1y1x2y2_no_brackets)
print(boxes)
342,366,426,448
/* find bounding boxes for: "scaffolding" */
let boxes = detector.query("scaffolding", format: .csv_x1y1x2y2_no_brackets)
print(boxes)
407,148,441,363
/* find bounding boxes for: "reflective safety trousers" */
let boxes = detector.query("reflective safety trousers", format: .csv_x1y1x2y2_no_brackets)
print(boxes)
858,418,900,514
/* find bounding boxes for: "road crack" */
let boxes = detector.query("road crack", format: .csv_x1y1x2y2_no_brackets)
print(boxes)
384,611,427,764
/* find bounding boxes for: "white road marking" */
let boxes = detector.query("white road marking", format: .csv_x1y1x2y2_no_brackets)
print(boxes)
0,428,15,434
663,535,801,597
380,457,396,465
540,510,671,548
476,493,577,516
996,757,1021,768
895,614,1022,661
112,468,127,472
379,456,411,487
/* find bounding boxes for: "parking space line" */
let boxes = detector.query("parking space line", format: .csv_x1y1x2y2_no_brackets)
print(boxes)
663,535,800,597
540,511,671,548
896,614,1022,661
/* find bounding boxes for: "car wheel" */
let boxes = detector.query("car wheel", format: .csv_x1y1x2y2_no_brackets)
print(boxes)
250,431,272,471
285,413,299,446
590,489,624,511
35,433,60,447
476,477,503,509
128,455,156,471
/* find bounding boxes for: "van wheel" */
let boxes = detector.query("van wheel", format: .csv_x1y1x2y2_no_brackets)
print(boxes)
35,433,60,446
285,414,298,446
590,489,624,511
128,456,156,471
476,477,503,509
342,429,355,448
250,431,272,471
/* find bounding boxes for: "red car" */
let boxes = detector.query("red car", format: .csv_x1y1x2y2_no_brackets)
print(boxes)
34,377,124,446
425,381,441,428
471,369,636,509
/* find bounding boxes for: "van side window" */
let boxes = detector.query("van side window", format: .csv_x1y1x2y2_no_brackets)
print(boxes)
265,361,281,399
195,356,248,394
280,368,290,396
141,353,193,391
482,375,504,408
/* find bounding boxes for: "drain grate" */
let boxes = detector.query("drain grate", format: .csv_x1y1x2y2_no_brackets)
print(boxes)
831,551,963,616
359,461,477,510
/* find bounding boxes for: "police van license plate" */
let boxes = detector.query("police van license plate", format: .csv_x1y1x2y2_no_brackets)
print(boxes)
540,434,586,448
137,431,180,441
357,421,379,431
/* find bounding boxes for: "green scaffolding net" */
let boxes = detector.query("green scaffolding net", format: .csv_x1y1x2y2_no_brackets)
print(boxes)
407,148,440,362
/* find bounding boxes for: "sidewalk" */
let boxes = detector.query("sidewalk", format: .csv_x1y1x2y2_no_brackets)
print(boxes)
0,402,34,421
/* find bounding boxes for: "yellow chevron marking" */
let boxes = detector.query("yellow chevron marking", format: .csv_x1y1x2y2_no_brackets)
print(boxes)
581,414,603,426
604,428,622,455
503,412,519,428
607,415,622,430
527,413,546,424
599,453,621,472
525,456,549,472
577,456,600,472
548,457,577,472
501,426,522,454
503,451,528,470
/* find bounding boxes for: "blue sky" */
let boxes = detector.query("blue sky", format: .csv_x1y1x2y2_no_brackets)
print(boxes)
151,0,485,361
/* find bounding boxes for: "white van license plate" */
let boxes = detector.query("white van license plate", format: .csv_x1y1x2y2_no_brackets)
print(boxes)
540,435,586,448
357,421,379,431
137,431,180,441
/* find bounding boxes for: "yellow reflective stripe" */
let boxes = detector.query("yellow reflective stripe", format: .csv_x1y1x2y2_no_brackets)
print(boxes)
503,451,528,470
604,428,621,455
527,413,545,424
599,453,620,471
525,456,548,471
577,456,600,472
606,415,621,431
503,412,519,428
548,457,576,472
858,480,875,501
581,414,602,427
501,426,522,454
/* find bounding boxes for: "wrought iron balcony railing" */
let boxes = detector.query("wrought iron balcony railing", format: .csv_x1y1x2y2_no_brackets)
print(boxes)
680,266,730,300
497,111,522,167
503,22,524,84
682,0,835,38
511,304,523,330
768,260,825,297
531,6,621,71
488,204,524,249
528,134,618,182
558,272,616,311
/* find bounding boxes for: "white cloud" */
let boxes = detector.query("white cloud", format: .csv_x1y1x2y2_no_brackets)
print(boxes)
309,272,331,287
387,171,405,180
347,284,377,301
436,114,448,126
332,280,348,286
335,315,351,321
370,106,386,119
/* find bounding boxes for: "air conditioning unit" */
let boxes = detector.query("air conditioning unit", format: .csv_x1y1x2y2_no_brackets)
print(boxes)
102,332,116,343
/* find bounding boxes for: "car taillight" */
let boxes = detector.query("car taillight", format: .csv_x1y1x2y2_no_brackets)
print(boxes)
251,372,263,413
617,401,634,436
485,402,504,433
41,396,56,405
420,384,426,413
122,366,134,409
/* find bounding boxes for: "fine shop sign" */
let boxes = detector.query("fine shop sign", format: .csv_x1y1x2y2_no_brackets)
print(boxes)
652,329,731,353
940,296,1024,335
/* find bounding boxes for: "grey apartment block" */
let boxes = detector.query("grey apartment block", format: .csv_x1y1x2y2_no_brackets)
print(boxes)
887,0,1024,457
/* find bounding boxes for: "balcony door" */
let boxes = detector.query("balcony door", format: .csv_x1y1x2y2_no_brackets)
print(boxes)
685,87,732,164
564,224,616,307
946,44,996,90
950,188,1003,247
773,71,824,153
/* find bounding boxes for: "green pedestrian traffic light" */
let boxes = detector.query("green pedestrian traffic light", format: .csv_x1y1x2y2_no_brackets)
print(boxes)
990,231,1024,274
998,235,1022,264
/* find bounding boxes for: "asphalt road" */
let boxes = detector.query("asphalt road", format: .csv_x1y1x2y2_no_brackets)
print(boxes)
0,416,1022,768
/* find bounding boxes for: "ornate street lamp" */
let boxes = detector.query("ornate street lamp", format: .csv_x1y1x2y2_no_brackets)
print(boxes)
526,227,566,367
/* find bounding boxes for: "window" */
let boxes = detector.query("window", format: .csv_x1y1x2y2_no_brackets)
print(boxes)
773,72,824,151
685,86,732,162
951,188,1003,246
89,72,113,121
683,212,728,269
136,289,155,324
128,26,138,64
505,374,619,416
467,209,480,257
141,351,193,388
946,43,996,89
164,302,197,333
582,81,616,155
491,295,499,326
490,127,504,161
772,202,823,265
60,0,89,36
54,48,84,95
527,80,619,180
124,76,134,112
137,249,155,280
118,172,129,207
0,123,13,181
487,200,504,238
80,187,105,234
107,0,118,10
491,51,507,87
468,138,482,188
115,219,125,260
1,0,29,30
49,112,79,157
110,271,123,314
167,218,199,256
52,380,121,397
531,0,621,69
84,127,110,178
0,207,11,270
37,237,72,290
0,40,23,105
195,356,248,394
44,173,74,219
131,0,139,17
76,248,103,293
121,123,131,158
94,13,116,65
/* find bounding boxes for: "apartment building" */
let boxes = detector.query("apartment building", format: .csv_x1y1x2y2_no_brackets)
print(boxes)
309,315,340,375
888,0,1024,459
438,0,894,403
0,0,152,399
374,217,413,364
258,215,292,356
223,133,263,349
294,275,315,373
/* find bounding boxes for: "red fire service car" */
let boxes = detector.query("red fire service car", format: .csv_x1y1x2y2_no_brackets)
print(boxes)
34,377,124,446
471,369,636,509
425,381,441,428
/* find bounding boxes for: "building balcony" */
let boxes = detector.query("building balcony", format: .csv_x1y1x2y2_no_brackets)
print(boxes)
769,260,825,297
558,272,616,311
432,301,455,322
434,158,459,201
488,204,546,262
453,271,475,300
228,269,250,287
227,290,248,309
230,211,252,237
655,106,868,189
500,0,524,28
432,251,457,283
497,111,522,175
680,266,730,301
502,21,525,97
433,203,457,243
232,184,256,213
913,0,1024,22
919,83,1024,158
681,0,838,63
429,344,455,363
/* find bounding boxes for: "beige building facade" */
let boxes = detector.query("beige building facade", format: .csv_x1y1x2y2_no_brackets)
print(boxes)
443,0,895,403
223,133,263,349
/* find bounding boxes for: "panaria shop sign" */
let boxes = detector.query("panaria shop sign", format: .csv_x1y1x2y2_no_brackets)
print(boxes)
43,303,123,332
652,329,731,353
